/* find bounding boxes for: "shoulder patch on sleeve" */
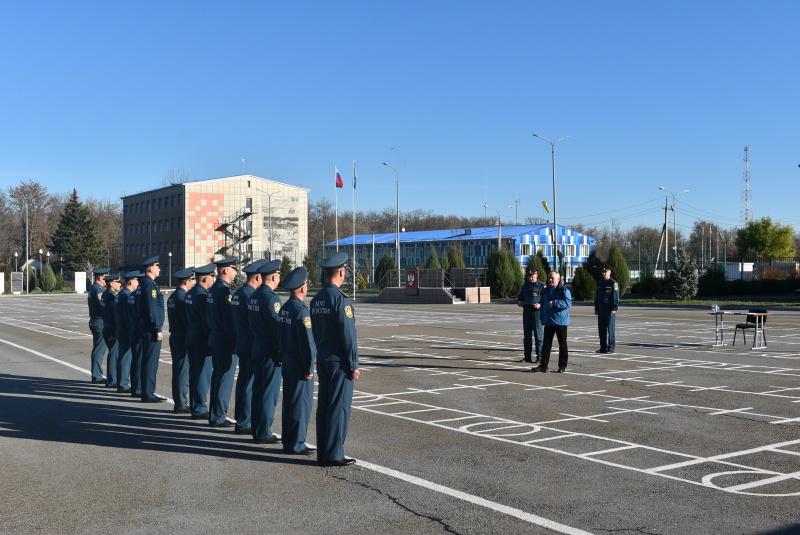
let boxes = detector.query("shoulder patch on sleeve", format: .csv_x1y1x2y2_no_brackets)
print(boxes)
151,289,157,298
344,305,353,319
613,282,619,291
273,302,281,314
303,316,312,328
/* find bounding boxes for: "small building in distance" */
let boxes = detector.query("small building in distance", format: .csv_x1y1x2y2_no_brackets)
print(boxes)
122,175,309,277
324,224,596,283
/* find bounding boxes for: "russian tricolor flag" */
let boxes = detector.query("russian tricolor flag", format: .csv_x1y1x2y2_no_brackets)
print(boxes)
335,166,344,188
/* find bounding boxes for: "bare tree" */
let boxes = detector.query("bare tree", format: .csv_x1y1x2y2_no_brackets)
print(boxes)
161,168,191,187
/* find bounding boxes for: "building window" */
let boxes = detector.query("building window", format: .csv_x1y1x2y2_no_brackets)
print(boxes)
520,243,532,257
536,244,546,255
580,244,590,257
563,244,576,257
246,197,252,210
171,195,176,207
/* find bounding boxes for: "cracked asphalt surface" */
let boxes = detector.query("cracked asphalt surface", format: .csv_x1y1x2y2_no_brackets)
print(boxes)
0,293,798,535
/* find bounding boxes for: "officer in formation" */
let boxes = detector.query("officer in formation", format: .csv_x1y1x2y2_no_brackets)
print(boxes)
167,268,195,413
311,252,359,467
101,273,121,388
231,259,265,435
279,267,317,456
594,265,619,354
207,258,239,426
186,263,216,420
127,270,144,397
87,268,109,383
137,257,167,403
517,268,545,364
249,259,283,444
114,270,140,394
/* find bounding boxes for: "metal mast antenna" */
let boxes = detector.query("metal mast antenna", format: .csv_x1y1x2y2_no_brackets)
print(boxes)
740,146,753,224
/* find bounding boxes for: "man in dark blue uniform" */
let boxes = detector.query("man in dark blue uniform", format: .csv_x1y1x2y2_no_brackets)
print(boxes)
249,259,283,444
128,271,144,397
167,267,195,413
186,263,216,420
101,273,121,388
517,268,545,363
594,265,620,354
87,268,109,383
207,257,239,426
311,252,359,467
231,259,264,435
137,256,166,403
114,271,139,394
279,267,317,456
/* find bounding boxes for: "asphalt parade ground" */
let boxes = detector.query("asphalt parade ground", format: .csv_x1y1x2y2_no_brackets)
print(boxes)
0,294,798,535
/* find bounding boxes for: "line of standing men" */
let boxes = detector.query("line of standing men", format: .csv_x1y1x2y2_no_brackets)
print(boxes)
89,251,360,466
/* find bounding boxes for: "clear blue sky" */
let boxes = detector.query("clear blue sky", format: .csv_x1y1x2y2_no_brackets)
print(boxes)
1,1,797,235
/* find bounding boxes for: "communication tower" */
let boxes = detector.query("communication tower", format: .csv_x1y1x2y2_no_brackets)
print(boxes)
740,146,753,224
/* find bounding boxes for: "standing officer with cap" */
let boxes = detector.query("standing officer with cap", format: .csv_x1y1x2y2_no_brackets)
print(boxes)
207,257,239,427
594,265,619,354
231,259,265,435
249,258,283,444
517,268,545,363
167,267,195,413
311,251,359,467
114,270,140,394
186,263,216,420
137,256,167,403
279,267,317,456
88,267,110,383
127,271,145,397
101,273,121,388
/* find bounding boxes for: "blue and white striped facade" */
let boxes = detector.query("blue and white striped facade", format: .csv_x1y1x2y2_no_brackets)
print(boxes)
323,224,596,281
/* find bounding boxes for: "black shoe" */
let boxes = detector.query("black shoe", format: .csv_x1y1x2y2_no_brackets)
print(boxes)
117,387,132,393
554,367,566,373
519,358,533,363
106,383,118,388
533,358,541,364
531,366,548,373
234,427,252,435
595,349,607,353
606,350,614,354
287,446,316,456
254,436,280,444
173,407,191,414
191,413,210,420
131,392,141,398
319,458,356,467
210,418,235,427
91,378,106,384
142,395,167,403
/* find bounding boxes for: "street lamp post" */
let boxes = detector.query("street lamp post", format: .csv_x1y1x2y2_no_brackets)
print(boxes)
46,251,50,265
658,186,690,261
533,134,569,274
382,163,401,287
14,252,18,272
256,188,279,261
60,256,63,279
484,204,514,251
38,249,43,276
168,251,172,286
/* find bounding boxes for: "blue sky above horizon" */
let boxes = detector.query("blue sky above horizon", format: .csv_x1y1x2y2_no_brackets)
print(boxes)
1,1,797,235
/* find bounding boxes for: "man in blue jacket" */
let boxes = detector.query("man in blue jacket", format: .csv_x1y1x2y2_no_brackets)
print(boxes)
167,267,195,413
532,271,572,373
137,256,166,403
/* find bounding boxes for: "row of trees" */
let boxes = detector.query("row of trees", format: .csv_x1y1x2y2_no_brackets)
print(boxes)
0,180,121,287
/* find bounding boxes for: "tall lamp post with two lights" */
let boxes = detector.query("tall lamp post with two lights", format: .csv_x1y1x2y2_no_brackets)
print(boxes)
484,203,514,252
658,186,689,262
382,163,401,287
533,134,569,274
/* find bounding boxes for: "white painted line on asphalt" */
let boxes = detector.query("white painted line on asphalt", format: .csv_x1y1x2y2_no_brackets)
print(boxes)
0,336,89,374
357,460,596,535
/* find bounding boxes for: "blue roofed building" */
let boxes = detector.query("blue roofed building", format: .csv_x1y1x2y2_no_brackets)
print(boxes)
323,224,596,282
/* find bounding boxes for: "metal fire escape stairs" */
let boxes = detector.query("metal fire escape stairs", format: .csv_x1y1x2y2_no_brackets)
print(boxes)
216,205,254,263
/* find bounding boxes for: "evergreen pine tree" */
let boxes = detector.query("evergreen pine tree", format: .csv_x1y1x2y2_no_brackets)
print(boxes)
585,249,605,282
40,264,57,293
280,255,293,281
445,247,466,269
606,244,630,297
51,190,105,273
487,249,523,298
375,254,397,289
669,254,699,301
536,250,551,275
302,255,317,288
570,266,596,301
425,249,441,269
526,254,546,280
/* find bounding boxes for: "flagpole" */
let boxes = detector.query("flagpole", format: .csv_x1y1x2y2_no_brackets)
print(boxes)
335,165,339,251
352,160,357,299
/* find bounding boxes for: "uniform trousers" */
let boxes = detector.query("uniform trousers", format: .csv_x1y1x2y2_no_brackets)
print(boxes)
187,338,213,417
252,356,281,439
115,336,132,390
522,307,543,360
129,334,142,396
233,345,255,432
140,333,162,401
104,338,119,387
281,362,314,453
540,324,569,371
169,332,190,409
89,318,107,381
597,311,616,352
209,348,238,425
316,359,353,462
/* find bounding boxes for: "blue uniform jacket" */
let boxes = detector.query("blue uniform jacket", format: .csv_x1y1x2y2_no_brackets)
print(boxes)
128,289,141,340
232,284,256,350
88,282,104,319
207,279,234,352
137,276,165,336
518,280,545,305
539,284,572,326
185,284,210,352
167,287,189,333
249,284,281,363
279,296,316,376
115,288,131,342
101,288,117,337
310,283,358,372
595,278,620,312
